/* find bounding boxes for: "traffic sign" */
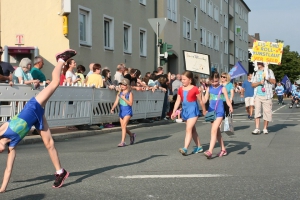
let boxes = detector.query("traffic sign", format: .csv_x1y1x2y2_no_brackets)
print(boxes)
148,18,167,36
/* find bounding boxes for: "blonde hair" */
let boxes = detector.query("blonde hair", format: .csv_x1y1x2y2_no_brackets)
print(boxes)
221,72,231,82
19,58,31,68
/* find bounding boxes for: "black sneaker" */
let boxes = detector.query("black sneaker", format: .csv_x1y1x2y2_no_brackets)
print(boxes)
53,169,69,188
55,49,76,62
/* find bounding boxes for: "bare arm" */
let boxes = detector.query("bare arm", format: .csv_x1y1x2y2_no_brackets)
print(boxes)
171,95,182,119
202,87,210,104
0,148,16,193
111,95,120,112
230,89,234,102
196,88,206,114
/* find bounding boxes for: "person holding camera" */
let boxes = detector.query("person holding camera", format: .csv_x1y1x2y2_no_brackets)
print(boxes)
251,62,276,135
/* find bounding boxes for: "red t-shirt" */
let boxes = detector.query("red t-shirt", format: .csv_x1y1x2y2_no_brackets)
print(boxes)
178,86,200,102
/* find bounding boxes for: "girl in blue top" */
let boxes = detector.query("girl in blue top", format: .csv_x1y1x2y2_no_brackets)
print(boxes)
275,82,284,105
221,72,234,117
0,49,77,192
171,71,206,156
111,78,136,147
203,71,233,159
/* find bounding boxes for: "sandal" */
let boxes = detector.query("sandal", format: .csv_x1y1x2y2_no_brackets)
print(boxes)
217,150,227,157
117,142,126,147
130,133,136,145
204,150,212,159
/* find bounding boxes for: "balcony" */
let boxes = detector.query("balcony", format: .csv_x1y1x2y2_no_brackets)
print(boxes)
230,54,234,65
229,30,234,42
229,5,234,18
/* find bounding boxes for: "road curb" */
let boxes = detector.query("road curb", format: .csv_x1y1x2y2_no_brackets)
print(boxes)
20,120,173,145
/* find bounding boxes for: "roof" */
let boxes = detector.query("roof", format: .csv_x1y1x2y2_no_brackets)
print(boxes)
241,0,251,12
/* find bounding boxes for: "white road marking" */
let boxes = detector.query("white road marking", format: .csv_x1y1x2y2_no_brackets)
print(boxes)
241,121,254,123
289,118,300,120
114,174,231,179
273,113,299,115
278,120,293,121
272,105,286,113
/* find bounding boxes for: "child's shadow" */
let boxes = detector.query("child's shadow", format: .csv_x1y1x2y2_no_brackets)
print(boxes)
10,154,167,192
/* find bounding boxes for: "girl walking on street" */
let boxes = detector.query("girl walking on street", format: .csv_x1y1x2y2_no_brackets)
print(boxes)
203,71,233,159
0,49,76,192
111,78,136,147
171,71,206,156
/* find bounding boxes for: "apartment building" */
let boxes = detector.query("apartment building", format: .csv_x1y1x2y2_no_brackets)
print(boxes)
158,0,250,78
0,0,156,78
1,0,250,79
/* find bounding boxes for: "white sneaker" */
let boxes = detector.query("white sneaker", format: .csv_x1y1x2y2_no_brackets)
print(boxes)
252,129,261,135
163,117,168,120
263,129,268,134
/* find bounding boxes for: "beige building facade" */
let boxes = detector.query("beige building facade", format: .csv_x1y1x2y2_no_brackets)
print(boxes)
0,0,156,78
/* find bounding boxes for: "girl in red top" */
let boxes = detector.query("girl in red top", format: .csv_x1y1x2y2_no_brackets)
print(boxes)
171,71,206,156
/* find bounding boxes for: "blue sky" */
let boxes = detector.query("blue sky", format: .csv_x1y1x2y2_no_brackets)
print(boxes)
244,0,300,53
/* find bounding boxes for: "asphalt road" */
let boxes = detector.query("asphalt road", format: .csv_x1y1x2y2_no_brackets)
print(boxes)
1,100,300,200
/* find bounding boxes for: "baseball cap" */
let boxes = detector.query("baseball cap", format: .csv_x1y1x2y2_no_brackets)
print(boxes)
119,78,130,86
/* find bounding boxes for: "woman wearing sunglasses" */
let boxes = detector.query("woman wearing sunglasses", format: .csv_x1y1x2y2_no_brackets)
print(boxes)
220,73,234,117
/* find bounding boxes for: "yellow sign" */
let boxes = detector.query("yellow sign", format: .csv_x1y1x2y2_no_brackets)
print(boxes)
251,40,284,65
63,16,68,36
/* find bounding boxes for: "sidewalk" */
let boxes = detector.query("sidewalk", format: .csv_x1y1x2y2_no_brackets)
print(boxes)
20,120,173,145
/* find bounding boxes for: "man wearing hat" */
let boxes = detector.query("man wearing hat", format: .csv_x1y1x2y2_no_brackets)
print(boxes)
251,62,276,134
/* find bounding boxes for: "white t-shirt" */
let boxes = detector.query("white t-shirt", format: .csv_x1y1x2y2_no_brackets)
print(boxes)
65,71,76,82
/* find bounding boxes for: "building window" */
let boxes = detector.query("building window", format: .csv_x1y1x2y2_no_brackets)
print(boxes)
167,0,177,22
214,35,219,50
139,0,146,5
207,31,213,48
208,1,213,18
183,17,191,40
123,22,132,53
220,0,223,14
224,14,228,28
200,27,206,45
104,15,114,50
214,5,219,22
200,0,207,13
224,40,228,54
194,40,198,52
194,6,198,29
224,65,228,73
220,26,223,42
139,28,147,57
235,46,239,58
79,6,92,46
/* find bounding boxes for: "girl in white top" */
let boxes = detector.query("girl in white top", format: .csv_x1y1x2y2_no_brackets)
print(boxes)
62,59,80,86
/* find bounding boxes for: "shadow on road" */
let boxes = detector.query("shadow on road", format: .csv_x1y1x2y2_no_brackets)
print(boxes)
268,123,297,133
13,194,46,200
135,135,171,144
10,155,167,191
234,125,250,131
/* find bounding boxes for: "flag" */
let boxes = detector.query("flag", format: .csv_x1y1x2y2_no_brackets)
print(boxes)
228,61,248,80
281,75,291,93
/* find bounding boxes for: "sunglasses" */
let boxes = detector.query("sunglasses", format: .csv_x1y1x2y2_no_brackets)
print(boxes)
221,76,227,78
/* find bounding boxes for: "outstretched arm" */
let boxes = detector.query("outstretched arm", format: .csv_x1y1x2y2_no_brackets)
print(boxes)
0,148,16,193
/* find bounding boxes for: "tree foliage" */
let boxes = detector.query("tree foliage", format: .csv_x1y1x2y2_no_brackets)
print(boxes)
269,39,300,82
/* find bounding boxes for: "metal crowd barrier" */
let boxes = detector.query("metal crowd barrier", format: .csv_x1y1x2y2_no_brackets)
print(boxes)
0,84,165,127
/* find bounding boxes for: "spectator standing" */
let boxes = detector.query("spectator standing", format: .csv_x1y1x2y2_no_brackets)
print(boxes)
155,67,169,120
31,56,50,86
102,69,115,89
221,72,234,117
275,82,284,105
0,46,14,85
85,63,103,88
75,65,86,86
242,73,255,119
62,59,81,86
172,74,182,95
114,63,125,84
13,58,40,87
251,62,276,135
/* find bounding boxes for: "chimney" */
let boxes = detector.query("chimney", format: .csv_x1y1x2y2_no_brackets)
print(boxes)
254,33,260,40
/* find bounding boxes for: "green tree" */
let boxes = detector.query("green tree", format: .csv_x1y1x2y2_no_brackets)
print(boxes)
269,39,300,82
